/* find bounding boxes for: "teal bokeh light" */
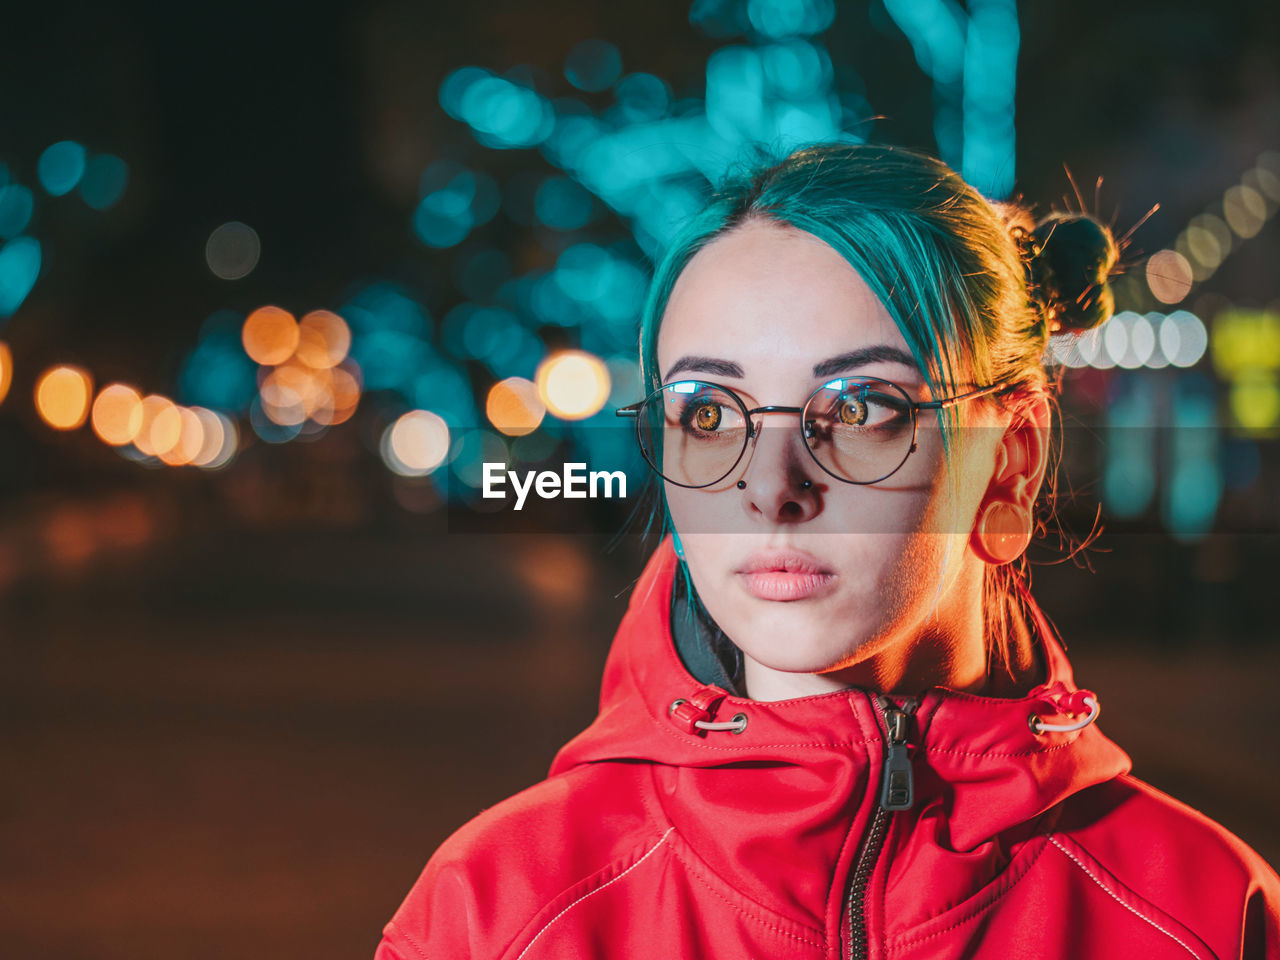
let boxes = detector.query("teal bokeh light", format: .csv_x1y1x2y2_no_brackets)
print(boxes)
746,0,835,40
37,140,87,196
78,153,130,210
0,184,35,240
535,176,594,231
564,39,622,92
0,236,41,318
178,311,257,412
443,70,555,149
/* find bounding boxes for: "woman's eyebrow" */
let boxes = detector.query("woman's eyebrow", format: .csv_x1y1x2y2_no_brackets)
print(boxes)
813,346,919,377
663,355,744,381
663,346,919,383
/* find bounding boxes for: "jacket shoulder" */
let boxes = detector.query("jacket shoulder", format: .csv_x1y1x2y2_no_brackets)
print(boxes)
1053,773,1280,958
376,761,662,960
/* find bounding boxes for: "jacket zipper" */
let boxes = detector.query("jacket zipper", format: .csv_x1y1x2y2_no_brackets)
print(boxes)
844,692,917,960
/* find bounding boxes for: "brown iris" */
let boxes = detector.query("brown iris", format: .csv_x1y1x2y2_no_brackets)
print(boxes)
837,396,868,426
693,402,722,431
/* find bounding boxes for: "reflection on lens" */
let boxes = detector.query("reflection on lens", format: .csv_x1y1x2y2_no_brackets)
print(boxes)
803,378,914,483
628,376,918,488
637,380,749,487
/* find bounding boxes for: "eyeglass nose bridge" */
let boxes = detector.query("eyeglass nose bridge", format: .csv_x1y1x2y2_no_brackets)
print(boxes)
743,404,844,448
743,404,806,442
746,398,923,471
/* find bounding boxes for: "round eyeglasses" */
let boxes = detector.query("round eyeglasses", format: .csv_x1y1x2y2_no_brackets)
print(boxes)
616,376,1018,489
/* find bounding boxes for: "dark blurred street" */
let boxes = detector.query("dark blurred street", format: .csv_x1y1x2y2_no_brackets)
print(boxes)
0,525,1276,960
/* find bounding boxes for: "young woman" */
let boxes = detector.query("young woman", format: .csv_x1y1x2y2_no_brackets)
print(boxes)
374,143,1280,959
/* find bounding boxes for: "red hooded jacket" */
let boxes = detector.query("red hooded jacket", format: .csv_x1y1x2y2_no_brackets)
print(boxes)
375,536,1280,959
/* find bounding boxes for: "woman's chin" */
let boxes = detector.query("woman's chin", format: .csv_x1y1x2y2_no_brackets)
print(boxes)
732,628,869,676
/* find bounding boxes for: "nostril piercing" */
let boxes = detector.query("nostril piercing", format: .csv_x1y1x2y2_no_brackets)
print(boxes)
802,479,812,489
737,480,747,489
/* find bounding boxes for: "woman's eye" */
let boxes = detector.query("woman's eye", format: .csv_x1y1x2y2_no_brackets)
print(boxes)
837,397,868,426
691,402,722,431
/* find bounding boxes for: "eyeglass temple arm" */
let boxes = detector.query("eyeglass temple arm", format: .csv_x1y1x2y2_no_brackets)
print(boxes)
615,403,642,418
915,380,1018,410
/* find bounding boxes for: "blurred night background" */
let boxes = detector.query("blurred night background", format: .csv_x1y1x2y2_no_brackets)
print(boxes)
1,0,1279,956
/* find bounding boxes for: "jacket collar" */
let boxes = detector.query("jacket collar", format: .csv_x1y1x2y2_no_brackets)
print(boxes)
549,535,1131,851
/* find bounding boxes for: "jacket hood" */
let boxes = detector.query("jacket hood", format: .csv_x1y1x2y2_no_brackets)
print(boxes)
549,535,1132,852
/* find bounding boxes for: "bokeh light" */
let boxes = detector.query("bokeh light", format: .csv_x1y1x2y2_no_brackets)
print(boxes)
249,394,302,444
148,402,183,458
1146,250,1193,305
313,363,362,426
1222,184,1267,239
132,394,177,457
486,377,546,436
36,140,87,196
206,221,261,280
440,69,555,150
242,306,299,365
0,182,35,239
1046,311,1207,370
564,39,622,92
77,153,129,211
535,350,611,420
35,364,93,430
180,310,258,412
190,407,238,469
1212,309,1280,379
0,341,11,405
155,406,205,466
295,309,351,368
534,176,594,231
381,410,451,476
91,383,144,445
0,236,41,317
259,363,310,426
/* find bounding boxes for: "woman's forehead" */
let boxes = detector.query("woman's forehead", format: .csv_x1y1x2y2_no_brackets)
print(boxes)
657,220,908,374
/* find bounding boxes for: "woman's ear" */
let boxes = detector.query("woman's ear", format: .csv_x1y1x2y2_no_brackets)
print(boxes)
970,395,1051,565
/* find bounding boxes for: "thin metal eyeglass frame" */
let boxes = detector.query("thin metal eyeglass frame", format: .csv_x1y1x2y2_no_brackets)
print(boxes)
615,375,1021,488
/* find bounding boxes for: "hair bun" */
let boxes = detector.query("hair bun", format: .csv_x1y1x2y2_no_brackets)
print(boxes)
1027,212,1120,335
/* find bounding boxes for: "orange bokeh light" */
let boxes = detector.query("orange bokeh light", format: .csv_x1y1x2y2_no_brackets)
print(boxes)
295,310,351,369
157,406,205,466
535,350,610,420
133,394,176,456
486,377,546,436
0,342,12,406
35,364,94,430
91,383,145,446
242,305,299,366
189,407,230,468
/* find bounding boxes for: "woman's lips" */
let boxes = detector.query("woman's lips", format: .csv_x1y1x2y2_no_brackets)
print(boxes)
734,548,836,601
737,570,837,601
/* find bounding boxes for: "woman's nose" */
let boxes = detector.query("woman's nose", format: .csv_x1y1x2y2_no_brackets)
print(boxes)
739,416,820,521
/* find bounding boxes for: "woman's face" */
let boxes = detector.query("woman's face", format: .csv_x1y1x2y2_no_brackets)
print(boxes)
658,218,1010,697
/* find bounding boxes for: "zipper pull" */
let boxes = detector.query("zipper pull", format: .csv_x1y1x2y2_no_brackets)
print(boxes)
878,700,916,811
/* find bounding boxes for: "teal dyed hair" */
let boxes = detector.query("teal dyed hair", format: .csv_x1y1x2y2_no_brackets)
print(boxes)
633,141,1119,683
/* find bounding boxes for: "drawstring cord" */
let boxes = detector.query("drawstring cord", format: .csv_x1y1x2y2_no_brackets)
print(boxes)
1029,690,1100,734
668,686,749,735
667,686,1100,738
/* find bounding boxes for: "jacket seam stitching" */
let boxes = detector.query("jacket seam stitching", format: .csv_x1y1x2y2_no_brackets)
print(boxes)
511,827,675,960
664,835,826,950
387,918,431,960
641,697,883,751
1046,835,1205,959
923,736,1084,759
886,834,1050,951
644,765,827,950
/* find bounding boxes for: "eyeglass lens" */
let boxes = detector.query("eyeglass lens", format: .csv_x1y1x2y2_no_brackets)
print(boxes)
634,378,916,487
